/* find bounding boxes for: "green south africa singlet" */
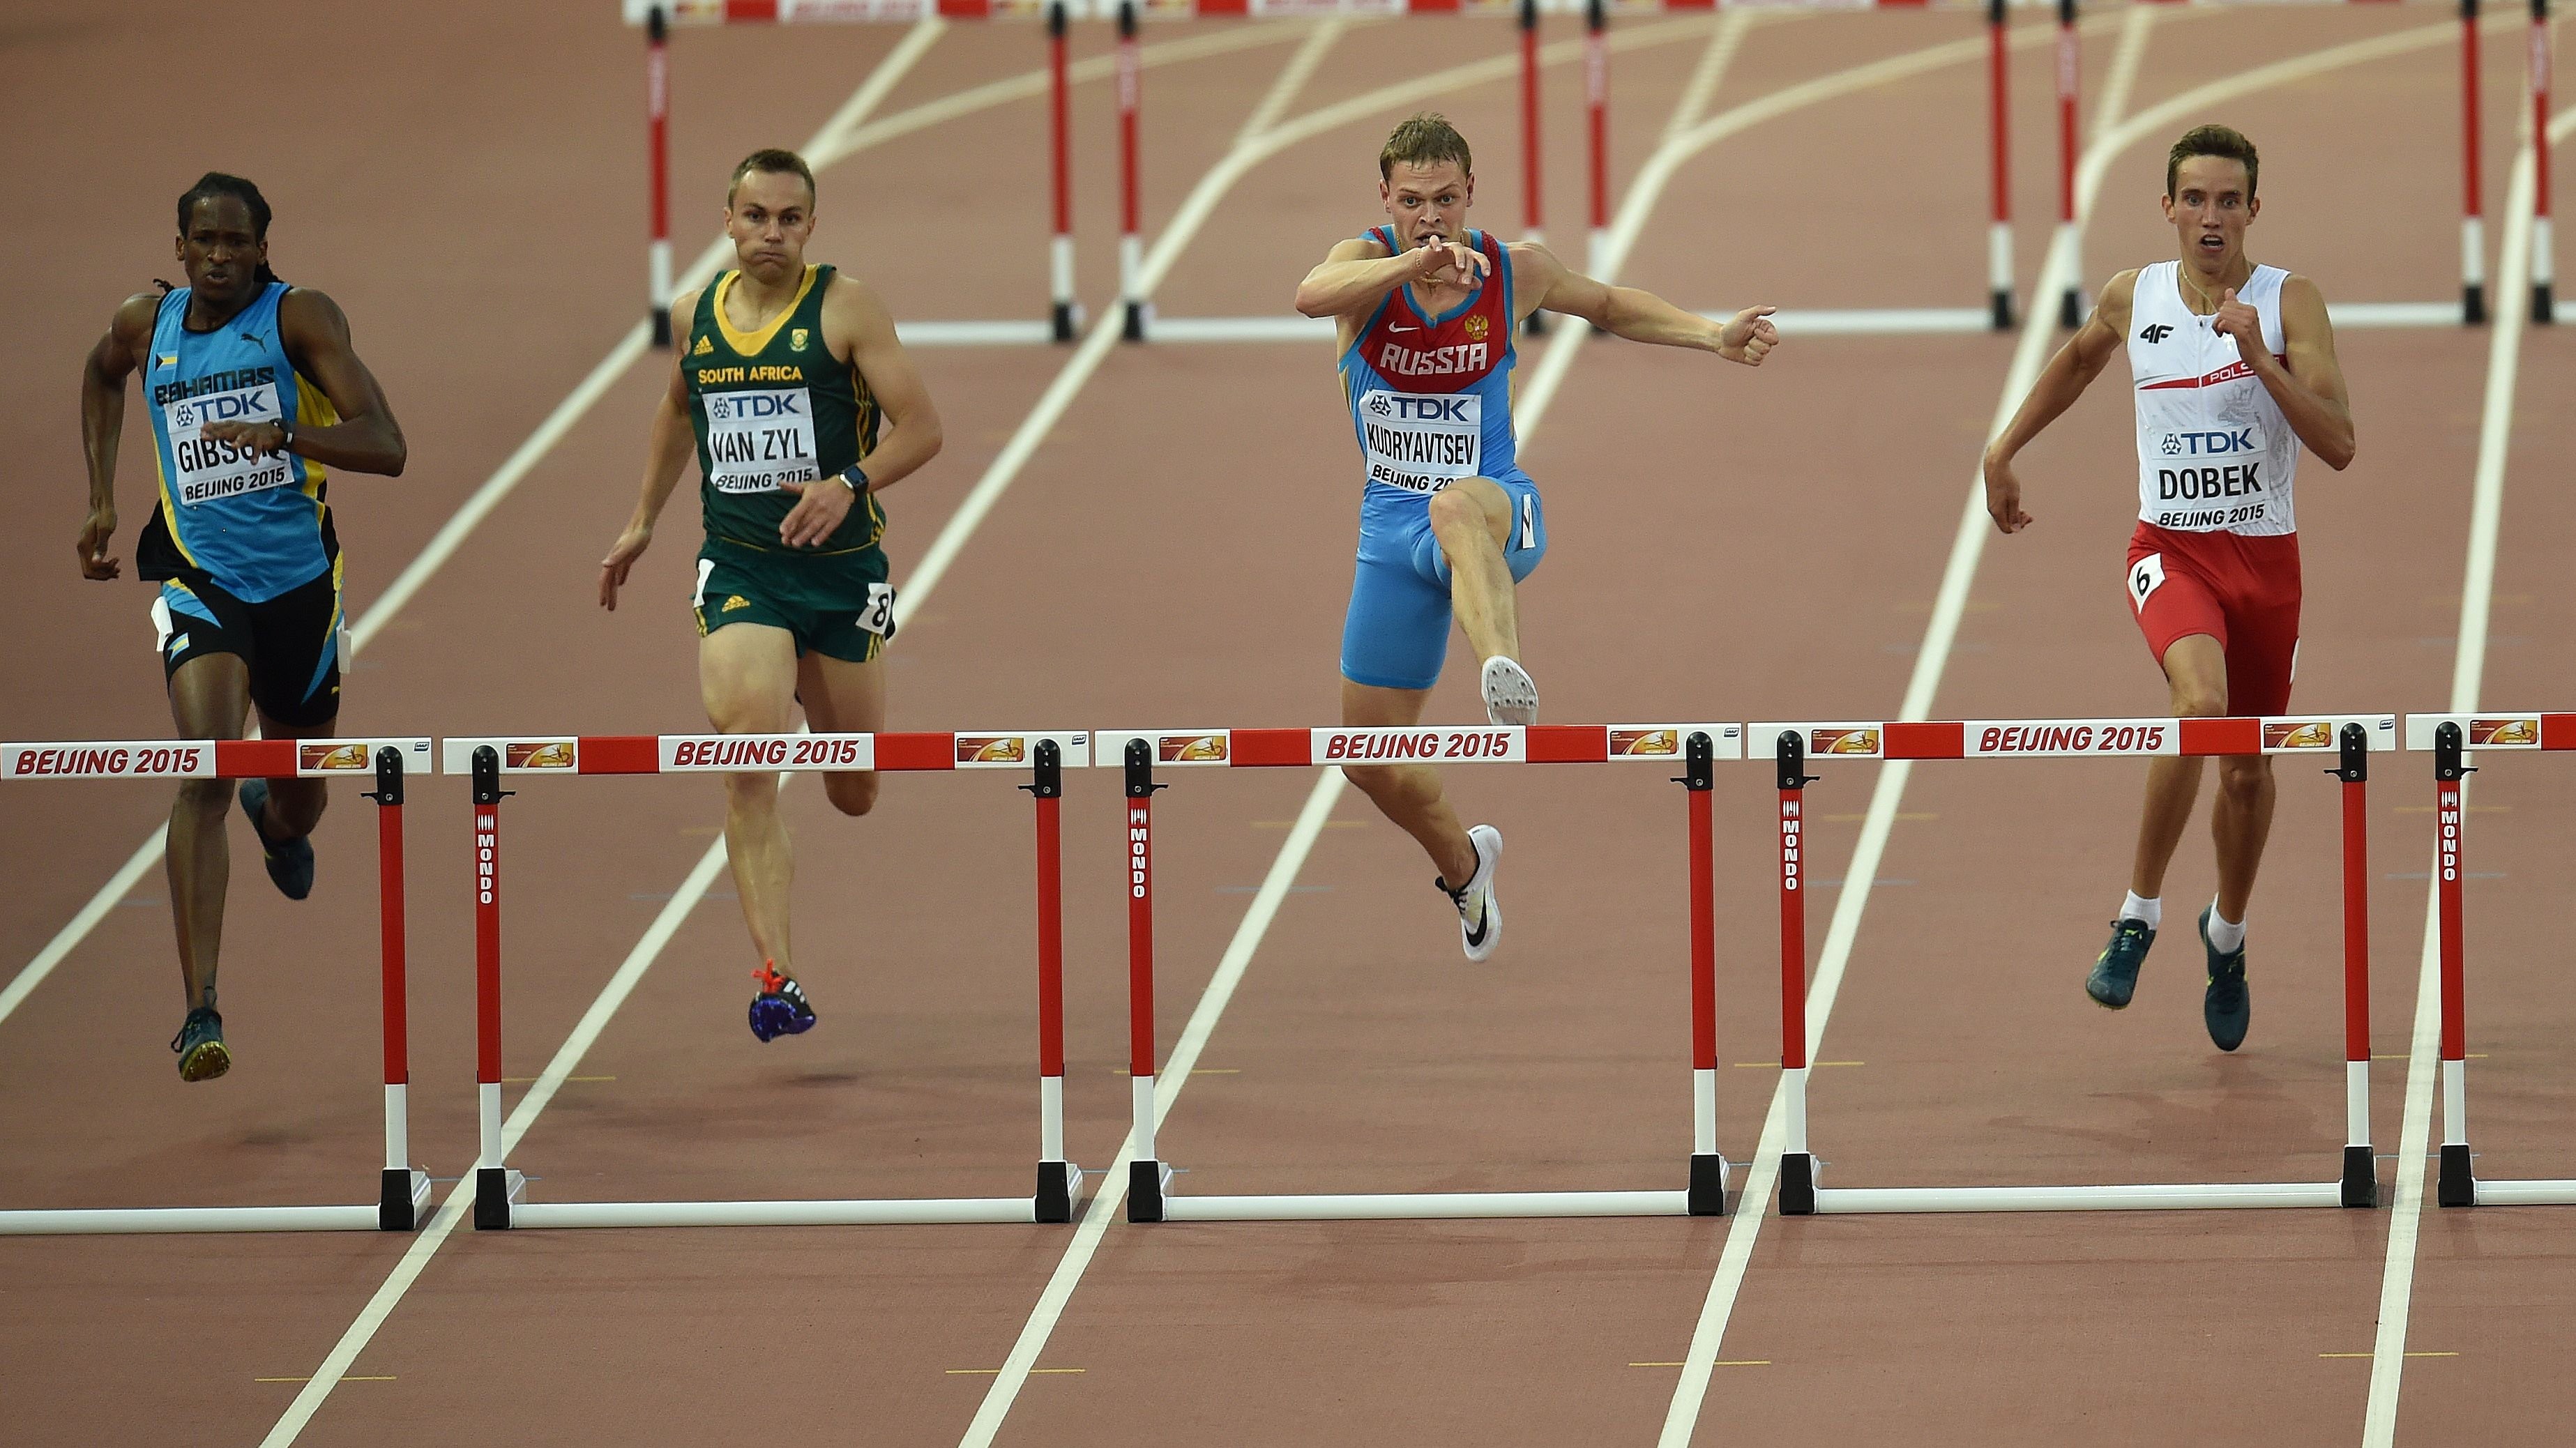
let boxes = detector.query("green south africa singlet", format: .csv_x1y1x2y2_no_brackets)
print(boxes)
686,264,885,555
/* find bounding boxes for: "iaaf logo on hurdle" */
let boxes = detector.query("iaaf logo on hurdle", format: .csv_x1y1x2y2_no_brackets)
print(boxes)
1128,806,1150,899
2158,427,2257,457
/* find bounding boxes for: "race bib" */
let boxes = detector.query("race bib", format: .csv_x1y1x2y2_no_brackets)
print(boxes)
1359,389,1482,493
164,383,292,505
2128,552,2167,610
704,388,819,494
857,581,897,640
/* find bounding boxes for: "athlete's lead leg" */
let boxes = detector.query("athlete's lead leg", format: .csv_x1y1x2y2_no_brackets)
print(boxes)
1341,678,1478,886
2128,634,2227,900
700,623,803,975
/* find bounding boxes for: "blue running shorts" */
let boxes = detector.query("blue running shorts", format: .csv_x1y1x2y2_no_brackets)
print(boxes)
1338,472,1547,692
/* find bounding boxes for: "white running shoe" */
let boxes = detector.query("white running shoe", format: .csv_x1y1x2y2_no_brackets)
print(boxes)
1481,656,1539,726
1439,824,1505,963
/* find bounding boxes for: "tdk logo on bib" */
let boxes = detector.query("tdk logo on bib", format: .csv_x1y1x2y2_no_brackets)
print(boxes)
1360,389,1483,494
2159,427,2257,457
709,392,804,423
171,390,278,430
1370,394,1473,422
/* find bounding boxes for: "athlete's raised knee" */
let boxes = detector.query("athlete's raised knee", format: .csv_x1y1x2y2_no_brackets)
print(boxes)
822,772,877,817
1427,480,1508,546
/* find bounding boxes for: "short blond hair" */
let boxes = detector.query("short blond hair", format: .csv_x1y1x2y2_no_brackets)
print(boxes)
1379,113,1472,183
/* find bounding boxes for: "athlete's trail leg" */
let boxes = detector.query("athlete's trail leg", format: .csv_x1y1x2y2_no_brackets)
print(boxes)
1429,479,1520,663
2129,634,2232,900
795,650,886,818
701,623,804,973
251,702,335,840
165,655,252,1012
2211,754,2275,922
1341,680,1479,885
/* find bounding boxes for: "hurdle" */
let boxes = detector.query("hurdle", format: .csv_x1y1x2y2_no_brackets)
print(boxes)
2405,713,2576,1206
0,738,435,1235
444,729,1087,1229
1100,722,1741,1222
1753,713,2394,1216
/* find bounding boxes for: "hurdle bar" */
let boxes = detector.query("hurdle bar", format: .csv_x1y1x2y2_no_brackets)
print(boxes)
2404,712,2576,1206
444,729,1088,1229
1752,714,2395,1216
0,738,436,1235
1100,722,1743,1222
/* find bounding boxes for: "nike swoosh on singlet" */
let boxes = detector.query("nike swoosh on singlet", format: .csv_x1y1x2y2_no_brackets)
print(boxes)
1389,325,1419,333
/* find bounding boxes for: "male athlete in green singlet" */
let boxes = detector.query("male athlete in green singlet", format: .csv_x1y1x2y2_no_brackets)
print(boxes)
599,148,944,1042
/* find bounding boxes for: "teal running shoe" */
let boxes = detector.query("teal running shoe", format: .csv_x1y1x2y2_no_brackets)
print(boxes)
2201,905,2250,1051
2086,917,2155,1009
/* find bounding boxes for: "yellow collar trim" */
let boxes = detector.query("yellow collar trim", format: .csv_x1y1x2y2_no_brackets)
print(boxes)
712,265,819,357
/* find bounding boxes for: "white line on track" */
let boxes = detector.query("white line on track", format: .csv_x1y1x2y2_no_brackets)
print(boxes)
1656,15,2501,1445
2361,93,2571,1448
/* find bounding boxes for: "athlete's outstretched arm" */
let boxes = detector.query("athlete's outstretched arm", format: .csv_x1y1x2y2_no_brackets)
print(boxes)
1295,236,1486,319
2219,275,2354,471
774,276,946,551
600,289,704,611
1980,270,2136,534
206,289,408,476
76,294,158,581
1513,244,1778,363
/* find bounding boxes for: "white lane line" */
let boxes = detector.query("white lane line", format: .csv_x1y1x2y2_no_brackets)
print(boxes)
0,20,945,1028
2361,96,2569,1448
1655,17,2488,1445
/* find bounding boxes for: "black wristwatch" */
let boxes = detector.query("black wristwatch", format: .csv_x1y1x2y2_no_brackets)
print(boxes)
277,417,296,452
838,464,870,495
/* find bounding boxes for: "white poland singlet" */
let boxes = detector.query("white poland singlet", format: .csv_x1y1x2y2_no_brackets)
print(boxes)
2128,259,2298,537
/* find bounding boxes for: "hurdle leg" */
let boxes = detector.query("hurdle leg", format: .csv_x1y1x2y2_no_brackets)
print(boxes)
1048,0,1079,343
368,749,432,1230
1774,731,1819,1215
470,747,527,1230
1123,739,1172,1221
2434,724,2478,1205
1116,0,1146,343
1521,0,1547,337
2054,0,2084,330
2532,0,2556,323
1029,740,1081,1223
2465,0,2490,323
1683,731,1729,1216
646,5,674,348
2335,726,2377,1208
1987,0,2015,329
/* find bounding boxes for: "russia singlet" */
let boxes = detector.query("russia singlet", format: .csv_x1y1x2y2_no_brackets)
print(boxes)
138,282,340,602
2128,260,2298,536
1339,227,1519,505
687,264,884,554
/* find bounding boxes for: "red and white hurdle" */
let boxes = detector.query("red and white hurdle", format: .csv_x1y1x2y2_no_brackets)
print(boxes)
0,738,436,1235
2407,712,2576,1207
441,729,1089,1228
1750,713,2395,1215
1099,722,1743,1222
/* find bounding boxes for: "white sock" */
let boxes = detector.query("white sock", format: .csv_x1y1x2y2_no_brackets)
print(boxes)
2205,900,2245,954
2120,891,2162,930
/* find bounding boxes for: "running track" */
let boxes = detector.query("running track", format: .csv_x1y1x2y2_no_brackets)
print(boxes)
0,2,2567,1442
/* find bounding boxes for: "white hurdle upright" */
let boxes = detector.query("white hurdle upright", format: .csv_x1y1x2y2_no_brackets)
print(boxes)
1102,722,1741,1224
1752,714,2393,1217
445,729,1086,1230
2407,713,2576,1207
0,738,437,1235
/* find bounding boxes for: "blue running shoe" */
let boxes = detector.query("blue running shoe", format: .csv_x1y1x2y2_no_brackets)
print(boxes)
2086,917,2155,1009
238,780,315,900
171,1003,231,1082
748,961,816,1043
2200,906,2251,1051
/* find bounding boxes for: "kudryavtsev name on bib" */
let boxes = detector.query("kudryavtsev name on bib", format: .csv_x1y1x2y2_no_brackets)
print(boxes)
165,383,294,505
1360,389,1483,494
704,388,820,494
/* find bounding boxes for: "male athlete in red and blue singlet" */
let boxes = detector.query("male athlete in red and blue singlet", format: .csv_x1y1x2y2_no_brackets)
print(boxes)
1294,114,1779,962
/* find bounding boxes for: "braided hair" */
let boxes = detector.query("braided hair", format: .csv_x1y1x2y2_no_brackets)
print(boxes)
160,172,282,294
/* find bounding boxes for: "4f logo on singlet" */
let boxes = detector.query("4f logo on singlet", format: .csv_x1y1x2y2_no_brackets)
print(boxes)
2139,323,2174,344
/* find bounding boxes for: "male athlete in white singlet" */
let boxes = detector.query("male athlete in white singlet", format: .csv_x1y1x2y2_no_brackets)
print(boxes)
1294,113,1778,961
1982,125,2356,1051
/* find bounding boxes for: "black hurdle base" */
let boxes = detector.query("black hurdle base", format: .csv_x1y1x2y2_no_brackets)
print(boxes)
1036,1161,1081,1224
2464,282,2488,326
379,1168,430,1231
1689,1153,1731,1217
474,1166,527,1230
1991,288,2015,330
2439,1144,2478,1207
2341,1145,2378,1209
1127,1159,1171,1222
1778,1152,1818,1216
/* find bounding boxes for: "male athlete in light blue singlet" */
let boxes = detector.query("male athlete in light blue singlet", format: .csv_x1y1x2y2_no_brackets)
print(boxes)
1294,114,1778,961
79,174,408,1081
